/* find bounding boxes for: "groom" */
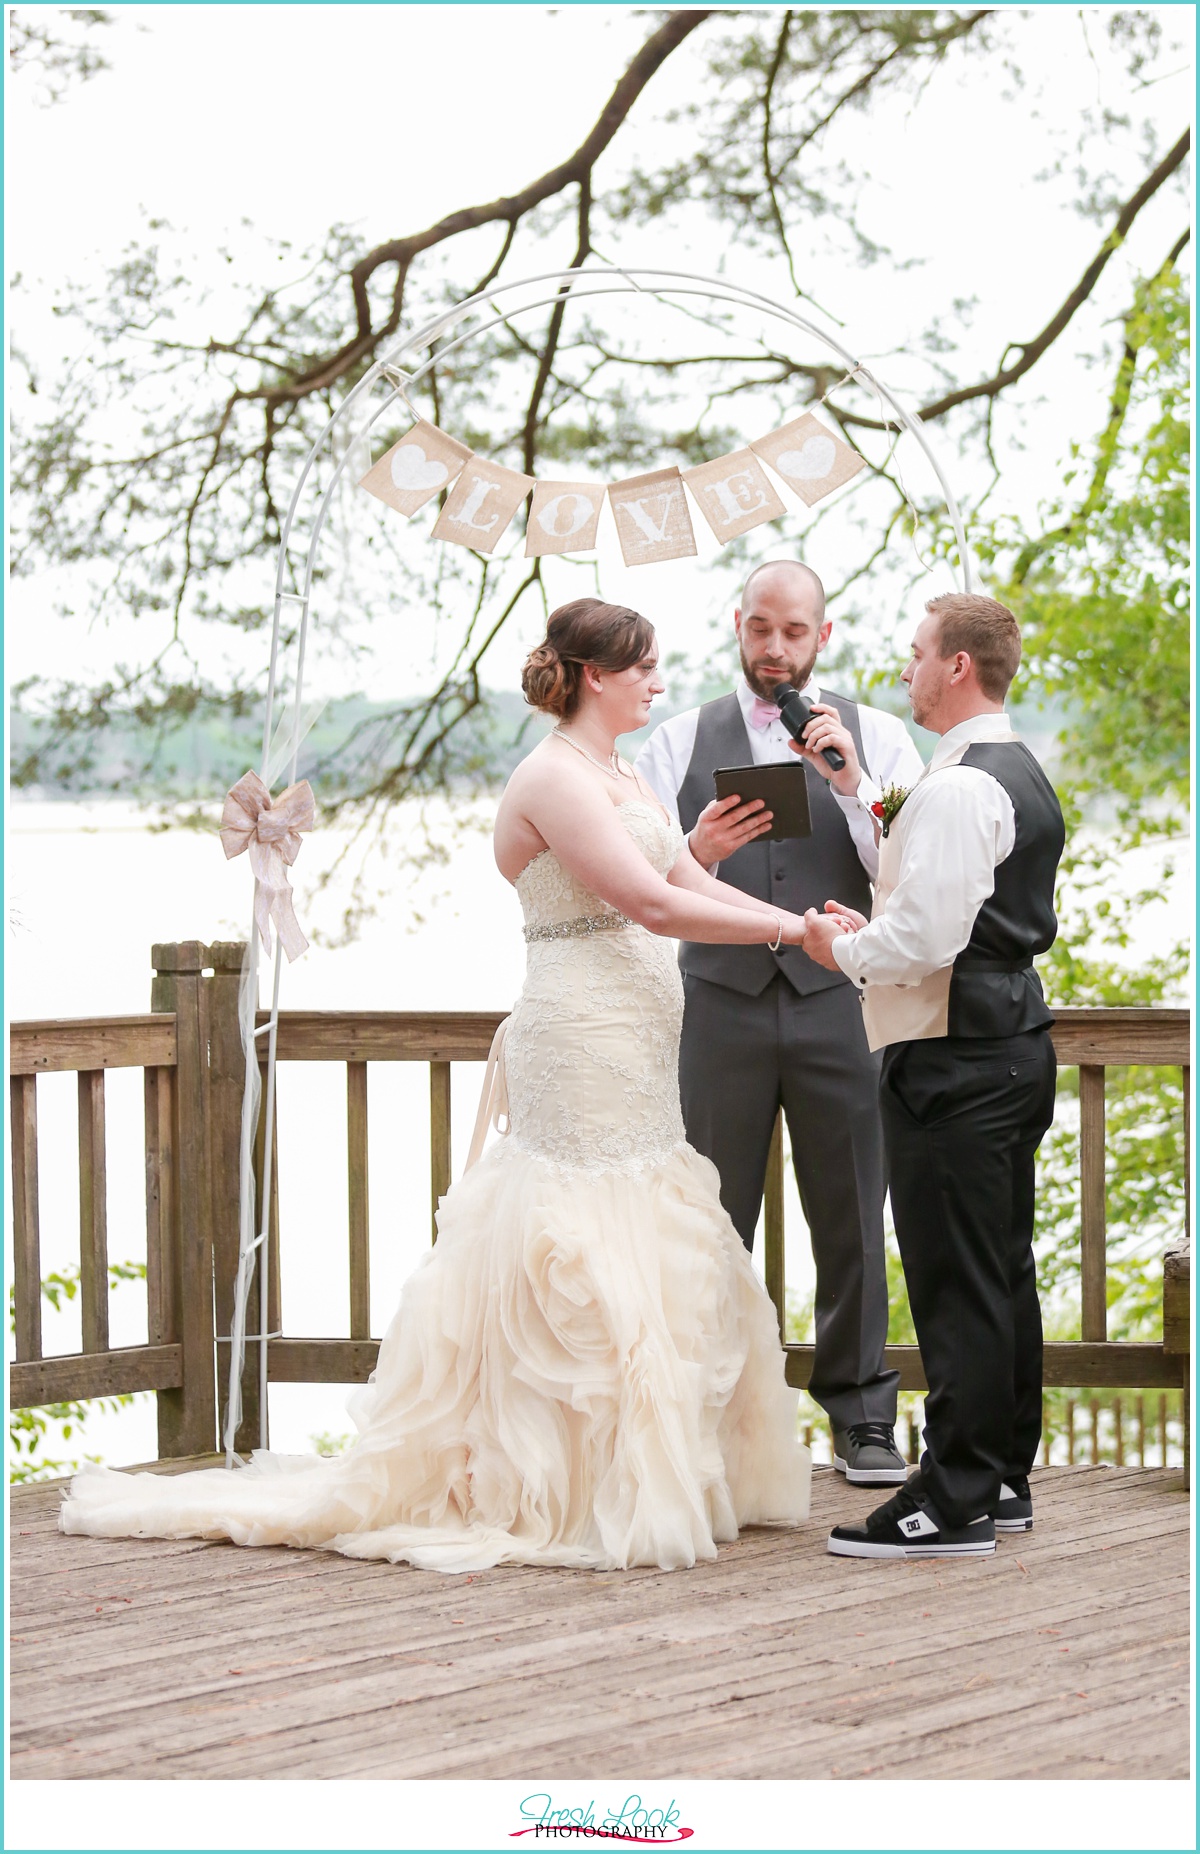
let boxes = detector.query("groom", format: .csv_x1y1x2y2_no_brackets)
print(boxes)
804,592,1065,1560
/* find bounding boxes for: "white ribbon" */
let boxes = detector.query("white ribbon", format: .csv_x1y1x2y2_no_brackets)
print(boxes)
465,1018,511,1173
220,770,315,962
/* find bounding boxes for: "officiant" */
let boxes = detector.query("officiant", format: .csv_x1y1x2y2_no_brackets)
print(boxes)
639,558,924,1485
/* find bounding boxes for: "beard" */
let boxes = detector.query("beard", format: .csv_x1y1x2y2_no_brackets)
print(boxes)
739,641,820,702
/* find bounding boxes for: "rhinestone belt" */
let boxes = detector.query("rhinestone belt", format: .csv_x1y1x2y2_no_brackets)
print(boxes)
524,912,633,944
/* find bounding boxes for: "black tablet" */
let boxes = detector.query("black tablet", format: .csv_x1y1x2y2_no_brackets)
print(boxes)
712,762,812,841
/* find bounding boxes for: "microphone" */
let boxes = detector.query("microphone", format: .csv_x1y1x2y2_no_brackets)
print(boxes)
772,685,846,771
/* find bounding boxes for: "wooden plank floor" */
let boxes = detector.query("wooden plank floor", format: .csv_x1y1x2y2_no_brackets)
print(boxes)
9,1463,1190,1780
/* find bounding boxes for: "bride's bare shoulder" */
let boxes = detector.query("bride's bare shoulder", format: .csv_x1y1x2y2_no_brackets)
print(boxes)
504,734,594,804
494,738,592,883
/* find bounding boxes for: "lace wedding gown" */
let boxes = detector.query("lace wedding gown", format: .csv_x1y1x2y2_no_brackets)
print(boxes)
61,801,810,1572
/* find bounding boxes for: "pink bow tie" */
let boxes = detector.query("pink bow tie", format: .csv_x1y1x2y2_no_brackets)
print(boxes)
748,696,782,731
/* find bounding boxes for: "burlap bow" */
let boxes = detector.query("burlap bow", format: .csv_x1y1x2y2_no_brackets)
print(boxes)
220,770,315,962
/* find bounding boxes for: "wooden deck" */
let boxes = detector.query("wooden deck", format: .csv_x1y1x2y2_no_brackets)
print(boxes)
9,1461,1190,1781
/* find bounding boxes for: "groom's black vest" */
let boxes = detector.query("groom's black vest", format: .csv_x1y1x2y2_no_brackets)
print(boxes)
676,690,873,999
945,740,1065,1039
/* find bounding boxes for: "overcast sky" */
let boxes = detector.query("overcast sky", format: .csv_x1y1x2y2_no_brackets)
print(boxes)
7,4,1193,701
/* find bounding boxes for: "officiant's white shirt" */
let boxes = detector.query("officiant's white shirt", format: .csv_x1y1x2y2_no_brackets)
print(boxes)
638,677,924,881
832,710,1020,991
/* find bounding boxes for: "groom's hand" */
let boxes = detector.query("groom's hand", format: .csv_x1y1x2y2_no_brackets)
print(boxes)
803,904,857,970
689,794,773,867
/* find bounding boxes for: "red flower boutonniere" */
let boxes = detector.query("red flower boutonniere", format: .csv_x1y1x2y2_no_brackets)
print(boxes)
869,783,911,838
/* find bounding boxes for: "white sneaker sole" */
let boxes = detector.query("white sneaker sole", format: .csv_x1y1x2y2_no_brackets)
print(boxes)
827,1536,996,1559
994,1517,1033,1533
833,1453,910,1486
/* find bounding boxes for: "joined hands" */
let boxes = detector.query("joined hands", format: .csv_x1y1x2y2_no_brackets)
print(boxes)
803,899,867,970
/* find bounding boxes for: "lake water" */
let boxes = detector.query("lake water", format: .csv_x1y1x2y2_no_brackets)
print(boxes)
8,796,1188,1472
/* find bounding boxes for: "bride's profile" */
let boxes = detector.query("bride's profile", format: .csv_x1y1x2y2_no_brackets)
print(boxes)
61,597,812,1572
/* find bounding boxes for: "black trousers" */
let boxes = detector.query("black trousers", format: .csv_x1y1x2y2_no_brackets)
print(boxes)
680,972,898,1430
880,1028,1058,1527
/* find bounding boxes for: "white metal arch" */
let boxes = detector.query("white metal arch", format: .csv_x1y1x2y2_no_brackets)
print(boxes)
224,264,975,1458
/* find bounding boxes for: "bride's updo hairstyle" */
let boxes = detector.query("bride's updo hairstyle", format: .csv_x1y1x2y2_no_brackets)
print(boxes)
522,598,656,722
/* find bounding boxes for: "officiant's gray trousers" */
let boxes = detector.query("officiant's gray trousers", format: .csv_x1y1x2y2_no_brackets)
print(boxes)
679,973,899,1431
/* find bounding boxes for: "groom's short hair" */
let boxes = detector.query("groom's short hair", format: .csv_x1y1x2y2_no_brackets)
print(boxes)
926,593,1021,701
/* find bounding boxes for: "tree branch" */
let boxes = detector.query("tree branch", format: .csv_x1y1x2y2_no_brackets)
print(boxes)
832,127,1191,430
255,10,713,406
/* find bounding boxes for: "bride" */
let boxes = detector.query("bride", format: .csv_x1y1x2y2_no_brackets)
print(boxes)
61,598,812,1572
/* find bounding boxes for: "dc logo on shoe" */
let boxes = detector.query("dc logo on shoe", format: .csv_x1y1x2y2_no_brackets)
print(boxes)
900,1514,924,1535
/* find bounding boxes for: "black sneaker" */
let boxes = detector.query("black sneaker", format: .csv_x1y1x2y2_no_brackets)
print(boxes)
991,1474,1033,1533
832,1422,909,1487
828,1477,996,1560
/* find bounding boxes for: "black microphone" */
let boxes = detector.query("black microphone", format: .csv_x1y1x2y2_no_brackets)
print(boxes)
772,684,846,771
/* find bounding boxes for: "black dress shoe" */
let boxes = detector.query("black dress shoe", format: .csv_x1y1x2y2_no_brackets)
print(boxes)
828,1477,996,1560
990,1474,1034,1532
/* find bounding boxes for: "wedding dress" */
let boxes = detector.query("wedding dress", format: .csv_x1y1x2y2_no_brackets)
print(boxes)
61,801,810,1572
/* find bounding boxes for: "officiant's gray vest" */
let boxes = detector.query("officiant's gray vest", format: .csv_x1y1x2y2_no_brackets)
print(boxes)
676,690,873,999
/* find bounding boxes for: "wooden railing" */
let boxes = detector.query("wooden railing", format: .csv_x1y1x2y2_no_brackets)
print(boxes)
8,942,1191,1462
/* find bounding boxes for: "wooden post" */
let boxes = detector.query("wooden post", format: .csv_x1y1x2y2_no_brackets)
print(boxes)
430,1061,451,1245
1136,1394,1146,1467
206,942,258,1453
1079,1065,1107,1342
1113,1396,1123,1466
347,1062,370,1338
1090,1398,1101,1464
1158,1393,1168,1465
907,1415,920,1464
763,1109,785,1342
144,1066,177,1354
1183,1065,1191,1240
77,1070,109,1355
151,943,216,1457
1066,1399,1076,1466
11,1074,41,1363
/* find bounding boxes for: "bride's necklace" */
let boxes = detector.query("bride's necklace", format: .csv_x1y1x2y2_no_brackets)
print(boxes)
552,726,624,781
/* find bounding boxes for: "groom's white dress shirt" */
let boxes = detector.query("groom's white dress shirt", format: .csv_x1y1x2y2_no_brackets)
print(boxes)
832,711,1022,1047
638,677,924,881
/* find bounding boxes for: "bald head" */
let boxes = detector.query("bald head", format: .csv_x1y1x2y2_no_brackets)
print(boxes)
740,559,826,624
734,558,832,700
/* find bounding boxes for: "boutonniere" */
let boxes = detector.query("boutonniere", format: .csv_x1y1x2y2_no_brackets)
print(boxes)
869,783,911,838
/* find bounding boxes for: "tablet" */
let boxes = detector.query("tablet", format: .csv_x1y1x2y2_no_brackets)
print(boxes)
712,762,812,841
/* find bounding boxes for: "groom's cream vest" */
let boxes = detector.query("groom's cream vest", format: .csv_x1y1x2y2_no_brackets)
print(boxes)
861,736,1064,1053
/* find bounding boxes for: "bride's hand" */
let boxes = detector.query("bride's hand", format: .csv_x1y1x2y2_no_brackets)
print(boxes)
776,911,809,946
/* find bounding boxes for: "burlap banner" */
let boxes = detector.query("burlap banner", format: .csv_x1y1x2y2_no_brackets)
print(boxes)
607,466,697,567
359,409,869,562
430,458,536,555
525,481,605,557
683,448,787,543
750,412,865,507
358,420,472,517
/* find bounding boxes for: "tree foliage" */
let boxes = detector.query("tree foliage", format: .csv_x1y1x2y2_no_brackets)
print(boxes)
10,8,1189,823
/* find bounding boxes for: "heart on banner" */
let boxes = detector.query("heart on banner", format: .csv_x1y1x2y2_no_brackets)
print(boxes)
391,445,449,493
775,435,837,483
359,420,472,518
751,413,865,508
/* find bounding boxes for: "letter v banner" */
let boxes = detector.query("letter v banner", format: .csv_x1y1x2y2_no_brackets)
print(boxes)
607,465,696,566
